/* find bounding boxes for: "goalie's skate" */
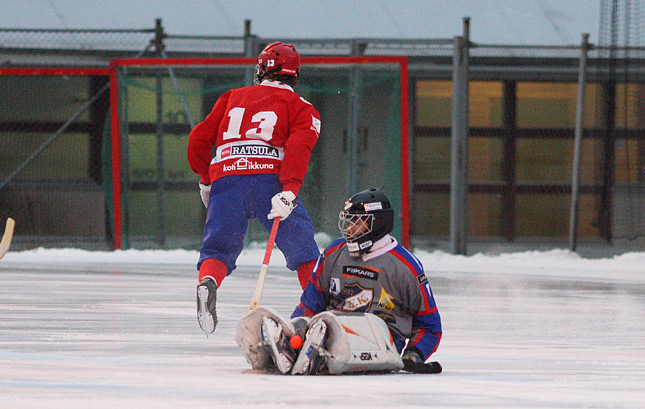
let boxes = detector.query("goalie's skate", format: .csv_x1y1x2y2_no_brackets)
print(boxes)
261,317,297,374
291,320,328,375
197,279,218,337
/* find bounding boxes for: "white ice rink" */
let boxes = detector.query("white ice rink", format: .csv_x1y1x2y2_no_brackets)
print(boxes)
1,247,644,408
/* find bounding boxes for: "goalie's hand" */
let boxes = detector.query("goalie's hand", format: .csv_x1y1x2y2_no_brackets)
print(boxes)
268,191,297,220
199,182,211,208
402,348,442,374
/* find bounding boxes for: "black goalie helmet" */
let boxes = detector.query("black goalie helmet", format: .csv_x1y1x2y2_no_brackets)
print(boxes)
338,188,394,257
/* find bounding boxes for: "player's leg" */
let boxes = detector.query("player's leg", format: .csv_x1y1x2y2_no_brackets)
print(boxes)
295,259,317,290
252,175,320,290
198,176,250,274
273,199,320,289
196,176,250,335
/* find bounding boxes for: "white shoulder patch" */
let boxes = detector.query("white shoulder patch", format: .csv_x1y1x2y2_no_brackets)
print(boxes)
311,115,321,135
300,96,312,105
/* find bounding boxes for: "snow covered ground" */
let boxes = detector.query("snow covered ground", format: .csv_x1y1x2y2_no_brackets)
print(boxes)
1,247,644,408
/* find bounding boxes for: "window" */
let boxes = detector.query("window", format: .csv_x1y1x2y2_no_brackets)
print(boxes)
615,83,645,129
517,82,602,128
415,80,503,127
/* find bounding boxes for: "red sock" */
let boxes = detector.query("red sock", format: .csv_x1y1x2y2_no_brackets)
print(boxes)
296,259,317,290
199,258,228,288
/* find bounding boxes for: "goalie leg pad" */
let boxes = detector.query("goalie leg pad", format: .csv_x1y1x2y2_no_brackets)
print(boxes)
309,311,403,375
235,306,296,371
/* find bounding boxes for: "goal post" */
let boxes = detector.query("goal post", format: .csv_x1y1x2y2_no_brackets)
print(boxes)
108,56,410,250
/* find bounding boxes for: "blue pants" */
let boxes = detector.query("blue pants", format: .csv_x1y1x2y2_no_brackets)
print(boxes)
198,174,320,274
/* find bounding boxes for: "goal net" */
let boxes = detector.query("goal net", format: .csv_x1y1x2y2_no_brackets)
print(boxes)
110,57,408,249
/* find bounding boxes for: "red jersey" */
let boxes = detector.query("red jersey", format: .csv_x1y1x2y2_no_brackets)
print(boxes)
187,80,321,195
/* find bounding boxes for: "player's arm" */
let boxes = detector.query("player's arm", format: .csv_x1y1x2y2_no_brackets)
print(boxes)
279,102,321,195
291,238,343,318
291,253,326,318
405,271,442,360
187,91,230,183
397,267,442,374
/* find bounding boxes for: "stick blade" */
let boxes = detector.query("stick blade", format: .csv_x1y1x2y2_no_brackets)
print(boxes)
247,300,260,314
247,263,268,313
0,218,16,260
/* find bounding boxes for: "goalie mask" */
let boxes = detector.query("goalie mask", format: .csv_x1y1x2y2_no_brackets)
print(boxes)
338,188,394,257
254,42,300,85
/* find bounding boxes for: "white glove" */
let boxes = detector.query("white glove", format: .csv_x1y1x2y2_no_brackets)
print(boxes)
199,182,211,208
268,191,297,220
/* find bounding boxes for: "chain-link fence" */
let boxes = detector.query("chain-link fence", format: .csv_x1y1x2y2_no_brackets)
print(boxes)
1,17,644,253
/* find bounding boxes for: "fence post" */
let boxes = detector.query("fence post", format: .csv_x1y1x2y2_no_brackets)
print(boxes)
450,17,470,255
569,33,590,252
154,19,167,247
244,19,256,86
346,40,364,196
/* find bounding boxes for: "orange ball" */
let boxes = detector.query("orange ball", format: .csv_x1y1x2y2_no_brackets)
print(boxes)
290,335,304,349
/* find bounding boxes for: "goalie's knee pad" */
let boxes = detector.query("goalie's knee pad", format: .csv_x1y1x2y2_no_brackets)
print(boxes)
306,311,403,374
235,306,297,371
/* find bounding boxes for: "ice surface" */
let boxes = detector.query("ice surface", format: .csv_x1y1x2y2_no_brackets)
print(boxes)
1,247,644,408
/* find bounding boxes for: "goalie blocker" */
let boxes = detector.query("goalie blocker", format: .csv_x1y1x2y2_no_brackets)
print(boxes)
237,307,421,375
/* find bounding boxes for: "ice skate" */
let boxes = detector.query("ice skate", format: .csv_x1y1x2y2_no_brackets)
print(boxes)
197,279,218,337
260,317,297,374
291,320,328,375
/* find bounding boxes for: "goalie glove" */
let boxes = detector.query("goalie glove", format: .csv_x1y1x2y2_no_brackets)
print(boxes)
290,316,310,339
199,182,211,208
402,347,442,374
268,191,297,220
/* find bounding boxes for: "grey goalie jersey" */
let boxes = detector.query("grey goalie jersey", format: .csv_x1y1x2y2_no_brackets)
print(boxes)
292,235,442,360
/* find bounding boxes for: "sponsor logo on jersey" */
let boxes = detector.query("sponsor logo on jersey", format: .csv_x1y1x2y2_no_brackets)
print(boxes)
377,288,395,312
222,158,275,172
343,265,379,280
417,273,428,285
221,145,280,159
341,283,373,312
330,278,340,295
214,141,284,164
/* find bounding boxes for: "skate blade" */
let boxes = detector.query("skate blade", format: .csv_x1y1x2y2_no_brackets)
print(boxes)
261,317,293,374
197,286,214,338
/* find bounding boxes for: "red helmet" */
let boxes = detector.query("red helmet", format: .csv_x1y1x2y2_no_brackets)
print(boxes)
254,42,300,84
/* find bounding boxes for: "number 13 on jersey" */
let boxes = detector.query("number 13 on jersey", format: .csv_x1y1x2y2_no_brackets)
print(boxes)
222,107,277,142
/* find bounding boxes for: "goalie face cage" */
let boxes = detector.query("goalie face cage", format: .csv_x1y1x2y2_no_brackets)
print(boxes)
109,57,409,250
